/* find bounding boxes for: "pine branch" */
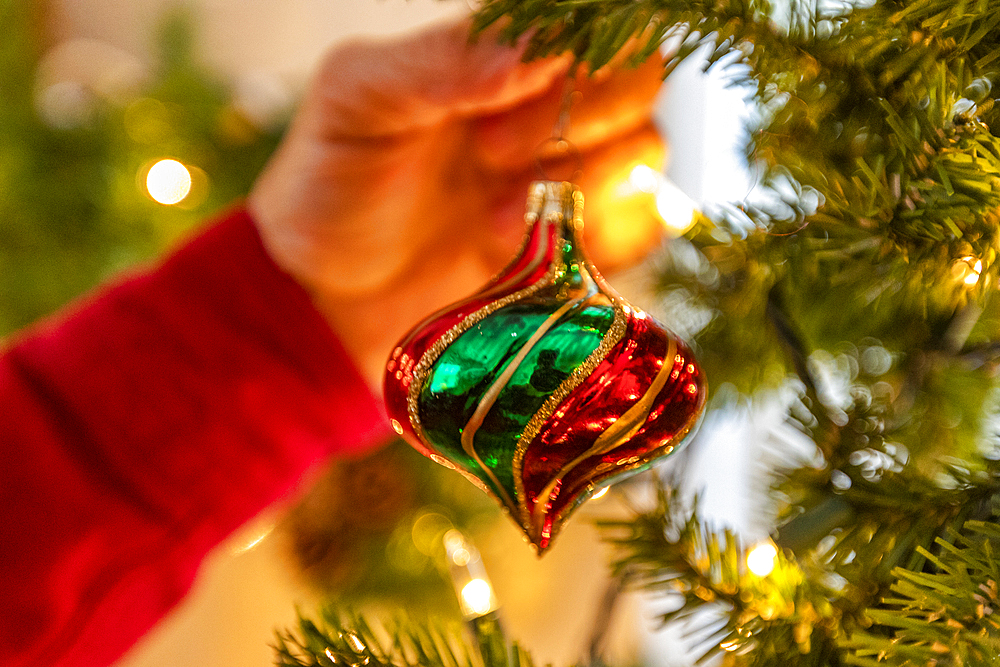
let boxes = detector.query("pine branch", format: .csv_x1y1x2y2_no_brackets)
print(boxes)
599,486,844,664
274,610,537,667
842,520,1000,666
472,0,774,74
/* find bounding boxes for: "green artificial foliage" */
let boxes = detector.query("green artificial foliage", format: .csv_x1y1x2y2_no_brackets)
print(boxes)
274,610,534,667
285,0,1000,665
843,521,1000,665
600,485,846,665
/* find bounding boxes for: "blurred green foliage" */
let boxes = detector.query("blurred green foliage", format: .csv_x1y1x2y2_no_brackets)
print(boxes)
0,3,283,336
279,439,501,615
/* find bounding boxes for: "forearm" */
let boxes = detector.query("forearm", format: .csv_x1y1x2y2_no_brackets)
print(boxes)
0,207,388,667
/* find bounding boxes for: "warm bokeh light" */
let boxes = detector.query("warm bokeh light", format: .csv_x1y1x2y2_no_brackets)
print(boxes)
628,163,660,194
965,257,983,285
145,158,192,205
444,529,499,618
747,542,778,576
624,163,698,234
655,180,698,234
460,578,495,617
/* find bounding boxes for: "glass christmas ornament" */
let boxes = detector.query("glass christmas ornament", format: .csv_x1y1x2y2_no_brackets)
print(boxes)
383,181,706,554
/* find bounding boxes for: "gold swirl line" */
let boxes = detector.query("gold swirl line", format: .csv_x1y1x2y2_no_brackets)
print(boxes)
405,267,555,441
406,211,566,450
532,336,678,537
459,296,586,513
512,298,626,532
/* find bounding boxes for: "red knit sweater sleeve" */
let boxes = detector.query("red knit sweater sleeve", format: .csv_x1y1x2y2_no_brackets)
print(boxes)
0,207,389,667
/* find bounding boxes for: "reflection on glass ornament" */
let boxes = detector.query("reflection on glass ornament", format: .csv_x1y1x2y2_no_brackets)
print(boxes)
384,181,706,554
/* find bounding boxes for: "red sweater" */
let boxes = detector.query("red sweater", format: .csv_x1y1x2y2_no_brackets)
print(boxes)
0,208,388,667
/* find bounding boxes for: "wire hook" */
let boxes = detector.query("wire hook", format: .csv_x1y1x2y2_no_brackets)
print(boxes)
534,74,583,182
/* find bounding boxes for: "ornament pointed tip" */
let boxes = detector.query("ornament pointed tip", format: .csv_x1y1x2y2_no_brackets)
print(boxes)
525,540,550,558
521,526,554,557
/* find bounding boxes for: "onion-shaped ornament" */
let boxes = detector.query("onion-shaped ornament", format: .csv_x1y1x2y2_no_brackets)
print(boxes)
383,181,706,554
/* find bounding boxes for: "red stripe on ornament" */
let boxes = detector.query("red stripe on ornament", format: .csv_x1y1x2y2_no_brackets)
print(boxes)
520,316,705,535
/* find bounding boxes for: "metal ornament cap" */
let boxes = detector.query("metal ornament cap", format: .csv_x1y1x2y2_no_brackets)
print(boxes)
383,181,706,554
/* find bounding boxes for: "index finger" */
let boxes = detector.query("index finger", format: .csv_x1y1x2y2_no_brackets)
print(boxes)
307,18,573,139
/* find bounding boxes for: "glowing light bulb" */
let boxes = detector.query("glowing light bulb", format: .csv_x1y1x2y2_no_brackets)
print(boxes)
146,159,192,205
460,578,495,617
628,164,660,193
956,255,983,286
966,258,983,285
450,546,472,566
656,182,698,234
747,542,778,577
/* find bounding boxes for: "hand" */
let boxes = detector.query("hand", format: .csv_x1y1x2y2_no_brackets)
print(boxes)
248,18,666,388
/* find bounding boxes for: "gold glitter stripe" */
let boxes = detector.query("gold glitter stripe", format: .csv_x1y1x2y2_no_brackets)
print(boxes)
546,379,706,551
511,298,627,531
531,336,678,537
407,184,574,444
459,296,587,513
405,266,556,440
482,182,546,287
478,215,550,301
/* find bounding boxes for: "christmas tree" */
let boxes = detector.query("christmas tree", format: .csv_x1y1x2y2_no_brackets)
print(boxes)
9,0,1000,664
276,0,1000,665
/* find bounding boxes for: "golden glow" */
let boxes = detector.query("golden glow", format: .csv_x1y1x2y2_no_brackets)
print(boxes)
956,256,983,286
450,546,472,566
146,158,192,205
628,164,660,193
624,163,699,234
655,181,698,234
344,632,367,653
460,578,495,617
444,529,473,566
747,542,778,577
966,257,983,285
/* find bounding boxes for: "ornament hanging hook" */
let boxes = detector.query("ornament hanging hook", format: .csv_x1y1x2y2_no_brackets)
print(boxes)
552,72,576,141
534,74,583,183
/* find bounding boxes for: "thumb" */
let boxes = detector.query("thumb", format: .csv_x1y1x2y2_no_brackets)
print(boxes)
307,18,572,138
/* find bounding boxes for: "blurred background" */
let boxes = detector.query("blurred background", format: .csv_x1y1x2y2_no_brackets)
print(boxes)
5,1,755,665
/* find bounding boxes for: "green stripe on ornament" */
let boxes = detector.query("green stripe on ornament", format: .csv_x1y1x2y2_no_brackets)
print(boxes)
417,300,614,500
473,303,615,497
419,302,555,474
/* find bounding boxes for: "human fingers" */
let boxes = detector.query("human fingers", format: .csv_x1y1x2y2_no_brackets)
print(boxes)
306,18,572,140
478,120,665,270
471,54,666,172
